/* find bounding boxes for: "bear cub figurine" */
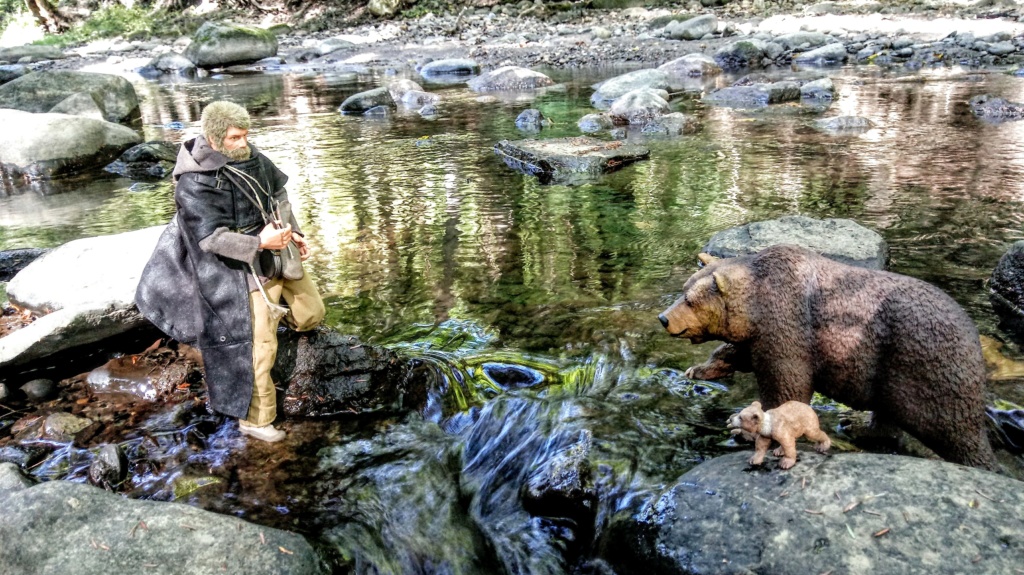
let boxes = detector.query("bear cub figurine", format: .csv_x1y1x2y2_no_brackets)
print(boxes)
728,400,831,469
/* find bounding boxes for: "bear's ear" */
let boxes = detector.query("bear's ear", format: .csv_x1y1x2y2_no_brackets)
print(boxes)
697,253,718,266
751,401,761,409
712,272,728,296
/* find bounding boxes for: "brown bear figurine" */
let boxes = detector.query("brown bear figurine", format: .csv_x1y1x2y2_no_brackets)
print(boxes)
658,244,996,470
728,401,831,469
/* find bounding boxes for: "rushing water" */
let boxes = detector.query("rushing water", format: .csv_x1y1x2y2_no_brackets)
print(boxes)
3,63,1024,572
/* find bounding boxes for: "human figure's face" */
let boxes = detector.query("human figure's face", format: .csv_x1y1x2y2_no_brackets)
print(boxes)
212,126,250,161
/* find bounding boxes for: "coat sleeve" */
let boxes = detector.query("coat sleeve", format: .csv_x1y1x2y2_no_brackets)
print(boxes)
177,173,260,263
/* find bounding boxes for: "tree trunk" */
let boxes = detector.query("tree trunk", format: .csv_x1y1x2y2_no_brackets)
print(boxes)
25,0,70,34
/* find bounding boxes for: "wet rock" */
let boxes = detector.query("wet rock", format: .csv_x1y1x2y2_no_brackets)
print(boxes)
0,447,31,467
274,330,414,418
137,53,197,77
20,378,56,402
420,58,480,79
494,137,650,185
815,115,874,132
400,90,439,108
42,412,93,441
48,92,106,120
364,105,390,117
608,88,671,125
703,81,800,107
482,363,545,389
1,225,161,370
0,479,325,574
315,37,356,56
970,94,1024,120
386,78,424,102
664,14,718,41
602,452,1024,575
103,140,179,180
578,113,615,133
640,112,701,136
339,87,395,115
800,77,836,99
988,407,1024,451
714,39,771,70
657,53,722,78
0,64,29,85
183,21,278,68
419,104,438,118
0,110,141,180
468,65,554,92
0,71,139,124
987,41,1017,56
0,248,49,282
87,444,128,490
524,429,596,515
86,347,198,402
515,109,550,131
0,462,33,493
793,42,848,65
702,215,888,269
591,69,671,109
990,240,1024,336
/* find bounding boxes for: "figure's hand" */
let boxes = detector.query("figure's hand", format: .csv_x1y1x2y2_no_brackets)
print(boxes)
259,223,292,250
293,233,312,261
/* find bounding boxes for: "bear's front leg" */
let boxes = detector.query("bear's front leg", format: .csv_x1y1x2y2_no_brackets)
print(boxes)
686,343,751,380
749,435,772,466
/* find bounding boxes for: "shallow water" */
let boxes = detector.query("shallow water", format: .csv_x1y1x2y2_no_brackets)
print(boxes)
3,63,1024,572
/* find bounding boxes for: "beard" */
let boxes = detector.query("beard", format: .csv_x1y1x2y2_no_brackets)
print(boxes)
222,145,251,161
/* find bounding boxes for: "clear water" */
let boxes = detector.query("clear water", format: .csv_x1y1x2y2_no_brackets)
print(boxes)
3,63,1024,572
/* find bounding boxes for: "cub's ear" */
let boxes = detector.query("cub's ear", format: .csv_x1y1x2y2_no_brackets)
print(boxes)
697,253,719,266
751,401,761,409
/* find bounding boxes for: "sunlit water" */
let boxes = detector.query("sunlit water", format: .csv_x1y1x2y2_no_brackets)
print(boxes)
4,64,1024,572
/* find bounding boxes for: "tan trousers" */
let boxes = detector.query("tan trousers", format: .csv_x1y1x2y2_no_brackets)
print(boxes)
241,273,325,427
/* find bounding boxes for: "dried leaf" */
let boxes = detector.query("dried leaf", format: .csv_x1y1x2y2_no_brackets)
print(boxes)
279,546,294,555
259,531,266,545
843,501,861,513
872,528,890,538
803,509,824,515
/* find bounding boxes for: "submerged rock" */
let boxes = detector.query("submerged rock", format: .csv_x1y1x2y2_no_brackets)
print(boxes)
602,451,1024,575
577,113,615,133
494,137,650,185
103,140,178,180
702,215,888,269
640,112,701,136
801,77,836,99
970,94,1024,120
514,109,550,131
339,87,395,115
703,81,800,107
657,53,722,78
815,115,874,132
468,66,554,92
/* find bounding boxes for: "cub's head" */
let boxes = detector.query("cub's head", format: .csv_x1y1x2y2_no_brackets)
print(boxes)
658,253,749,343
727,401,766,435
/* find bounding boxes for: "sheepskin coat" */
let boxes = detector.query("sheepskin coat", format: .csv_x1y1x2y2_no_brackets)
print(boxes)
135,135,294,419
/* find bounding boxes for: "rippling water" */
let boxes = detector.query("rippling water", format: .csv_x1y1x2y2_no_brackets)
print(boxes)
4,63,1024,572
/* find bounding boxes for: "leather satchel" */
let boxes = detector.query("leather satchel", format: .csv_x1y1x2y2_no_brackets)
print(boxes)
259,200,304,281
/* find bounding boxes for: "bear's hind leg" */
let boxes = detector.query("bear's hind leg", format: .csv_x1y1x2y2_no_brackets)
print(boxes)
805,428,831,454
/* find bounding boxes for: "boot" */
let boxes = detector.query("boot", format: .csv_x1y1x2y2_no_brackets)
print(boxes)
238,420,286,442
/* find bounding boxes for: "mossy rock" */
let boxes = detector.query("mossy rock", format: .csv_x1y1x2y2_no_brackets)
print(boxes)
183,21,278,68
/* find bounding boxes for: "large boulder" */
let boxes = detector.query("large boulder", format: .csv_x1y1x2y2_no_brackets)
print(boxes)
664,14,718,40
0,71,139,124
0,45,66,64
701,215,888,269
0,467,325,575
467,66,555,92
0,225,164,369
183,21,278,68
0,110,142,179
591,69,671,109
603,452,1024,575
494,137,650,185
657,53,722,78
338,87,395,115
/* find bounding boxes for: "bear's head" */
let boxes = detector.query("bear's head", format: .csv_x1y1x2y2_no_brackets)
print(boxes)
727,401,767,436
658,253,752,343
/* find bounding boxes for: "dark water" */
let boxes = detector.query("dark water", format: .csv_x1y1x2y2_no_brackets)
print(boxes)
3,64,1024,572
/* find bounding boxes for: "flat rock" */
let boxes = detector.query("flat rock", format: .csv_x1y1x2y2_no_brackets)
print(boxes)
603,452,1024,575
0,473,325,574
494,137,650,185
0,71,139,124
701,215,888,269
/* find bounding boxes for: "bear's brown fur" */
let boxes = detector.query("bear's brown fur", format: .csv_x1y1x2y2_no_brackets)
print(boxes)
728,401,831,469
658,244,996,470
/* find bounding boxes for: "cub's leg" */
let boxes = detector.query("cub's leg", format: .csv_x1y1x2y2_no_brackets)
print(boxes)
750,435,772,466
685,343,752,380
806,428,831,453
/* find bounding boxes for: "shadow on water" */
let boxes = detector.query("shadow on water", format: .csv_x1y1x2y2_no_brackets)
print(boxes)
3,65,1024,572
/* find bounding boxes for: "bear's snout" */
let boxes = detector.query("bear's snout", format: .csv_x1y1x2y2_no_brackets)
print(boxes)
658,314,669,328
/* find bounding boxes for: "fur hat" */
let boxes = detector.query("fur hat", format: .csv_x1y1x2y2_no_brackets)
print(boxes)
201,101,251,147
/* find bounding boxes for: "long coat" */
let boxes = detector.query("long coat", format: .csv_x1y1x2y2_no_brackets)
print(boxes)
135,136,288,419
